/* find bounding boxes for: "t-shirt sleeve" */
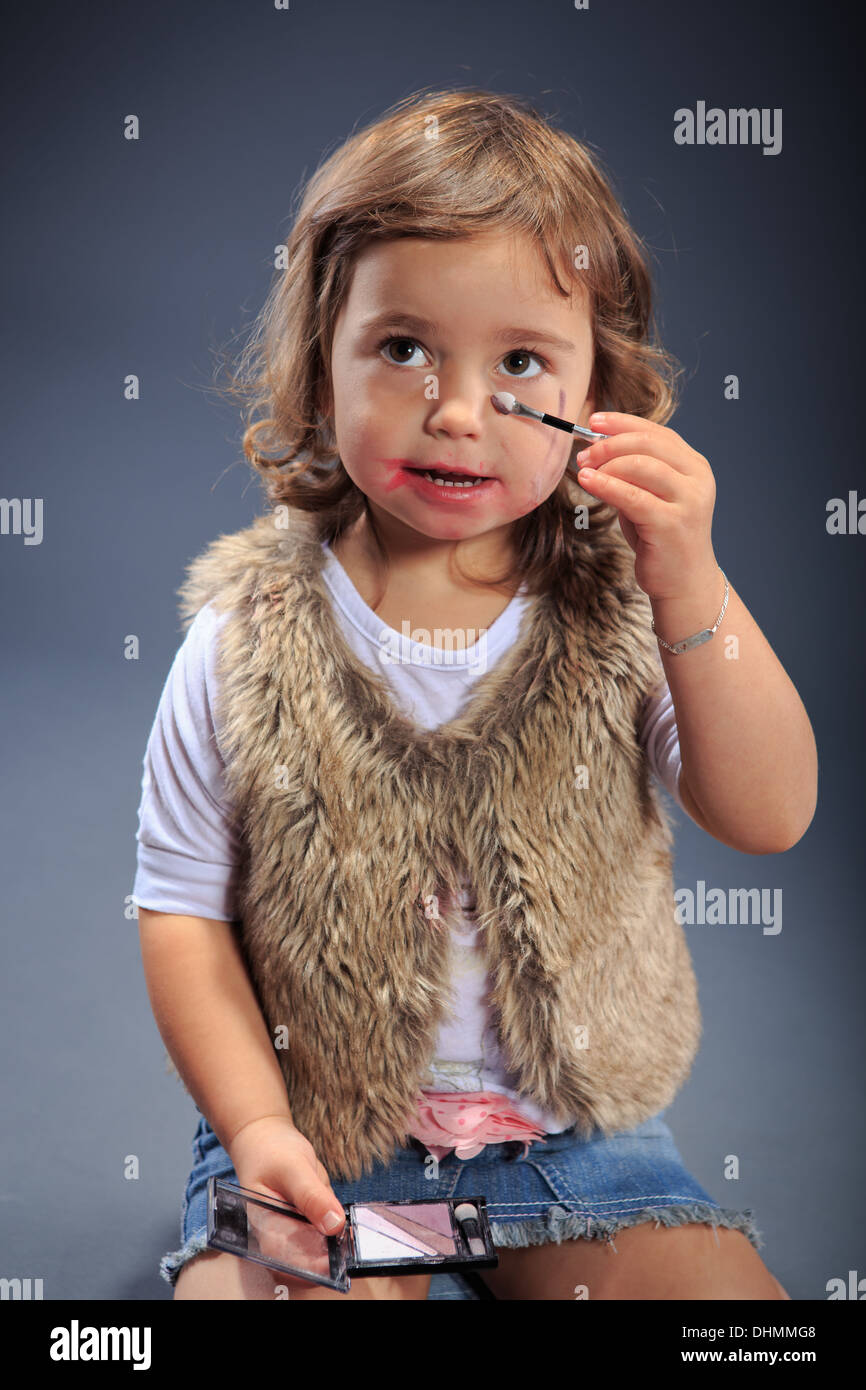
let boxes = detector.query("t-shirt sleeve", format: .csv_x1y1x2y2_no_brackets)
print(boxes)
131,601,241,921
637,652,685,811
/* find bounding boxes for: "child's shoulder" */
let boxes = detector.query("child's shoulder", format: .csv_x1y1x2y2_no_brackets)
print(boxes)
183,596,229,645
175,510,322,633
167,601,227,702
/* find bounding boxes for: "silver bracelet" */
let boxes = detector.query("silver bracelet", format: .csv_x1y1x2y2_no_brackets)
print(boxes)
651,571,729,654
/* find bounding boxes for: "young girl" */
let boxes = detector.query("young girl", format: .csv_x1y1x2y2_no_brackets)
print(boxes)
134,87,816,1301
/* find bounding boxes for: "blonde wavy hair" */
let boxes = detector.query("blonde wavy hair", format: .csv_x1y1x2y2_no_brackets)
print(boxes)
215,85,684,598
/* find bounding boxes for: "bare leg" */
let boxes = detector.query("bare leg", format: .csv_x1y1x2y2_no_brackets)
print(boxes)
478,1223,792,1300
174,1248,432,1301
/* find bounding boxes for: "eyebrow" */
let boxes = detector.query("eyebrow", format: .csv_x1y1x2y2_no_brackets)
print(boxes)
359,311,577,354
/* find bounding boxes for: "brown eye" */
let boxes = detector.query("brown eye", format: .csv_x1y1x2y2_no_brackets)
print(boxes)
383,337,420,364
501,349,545,380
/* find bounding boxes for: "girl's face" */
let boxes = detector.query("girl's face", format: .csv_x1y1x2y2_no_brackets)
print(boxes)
326,230,596,547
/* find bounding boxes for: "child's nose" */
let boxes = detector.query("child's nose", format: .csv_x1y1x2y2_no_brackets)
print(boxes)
422,369,490,435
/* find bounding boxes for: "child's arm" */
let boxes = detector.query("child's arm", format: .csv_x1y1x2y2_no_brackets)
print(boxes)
139,907,348,1238
137,907,293,1152
576,412,818,854
651,575,818,854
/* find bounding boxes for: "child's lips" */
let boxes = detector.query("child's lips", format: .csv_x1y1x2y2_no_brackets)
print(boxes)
395,469,501,501
381,457,495,480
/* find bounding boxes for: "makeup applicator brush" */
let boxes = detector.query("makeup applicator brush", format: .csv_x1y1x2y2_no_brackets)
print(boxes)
454,1202,487,1256
491,390,610,445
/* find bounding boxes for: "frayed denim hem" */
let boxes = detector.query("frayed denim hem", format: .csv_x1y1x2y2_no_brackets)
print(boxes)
160,1227,210,1288
490,1202,764,1255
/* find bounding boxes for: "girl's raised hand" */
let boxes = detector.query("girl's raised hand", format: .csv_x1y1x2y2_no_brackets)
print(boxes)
575,412,720,602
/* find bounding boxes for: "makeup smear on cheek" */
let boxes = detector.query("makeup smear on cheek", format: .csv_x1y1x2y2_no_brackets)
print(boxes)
513,388,564,511
541,390,566,466
512,474,544,518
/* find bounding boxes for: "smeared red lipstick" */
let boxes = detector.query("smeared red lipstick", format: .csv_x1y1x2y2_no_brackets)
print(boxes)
380,458,422,492
379,458,494,492
377,458,499,501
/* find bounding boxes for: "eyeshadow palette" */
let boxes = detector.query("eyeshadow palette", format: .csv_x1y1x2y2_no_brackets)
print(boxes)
206,1177,499,1292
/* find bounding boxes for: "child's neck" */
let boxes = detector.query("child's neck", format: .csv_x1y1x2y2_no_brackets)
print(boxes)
334,507,518,598
330,509,522,644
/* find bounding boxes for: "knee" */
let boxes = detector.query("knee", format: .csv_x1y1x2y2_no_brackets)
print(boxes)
592,1224,787,1301
174,1248,277,1301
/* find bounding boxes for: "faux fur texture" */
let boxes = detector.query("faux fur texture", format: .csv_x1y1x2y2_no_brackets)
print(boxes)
171,505,701,1180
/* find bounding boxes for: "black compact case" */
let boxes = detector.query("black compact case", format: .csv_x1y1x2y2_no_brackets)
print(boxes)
207,1177,499,1293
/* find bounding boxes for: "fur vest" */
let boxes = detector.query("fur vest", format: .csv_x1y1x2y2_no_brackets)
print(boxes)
170,506,701,1181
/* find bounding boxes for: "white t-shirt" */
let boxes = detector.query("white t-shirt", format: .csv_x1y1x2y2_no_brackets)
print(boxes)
132,539,686,1134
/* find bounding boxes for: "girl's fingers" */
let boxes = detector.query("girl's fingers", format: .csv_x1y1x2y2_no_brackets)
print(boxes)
577,453,681,503
582,423,702,478
577,463,669,524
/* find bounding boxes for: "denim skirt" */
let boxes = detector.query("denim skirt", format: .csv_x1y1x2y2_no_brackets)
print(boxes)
159,1108,764,1290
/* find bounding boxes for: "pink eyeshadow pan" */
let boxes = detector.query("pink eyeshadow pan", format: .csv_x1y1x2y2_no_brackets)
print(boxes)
385,1202,456,1239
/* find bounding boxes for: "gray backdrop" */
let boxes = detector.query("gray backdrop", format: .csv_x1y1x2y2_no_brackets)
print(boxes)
1,0,863,1301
